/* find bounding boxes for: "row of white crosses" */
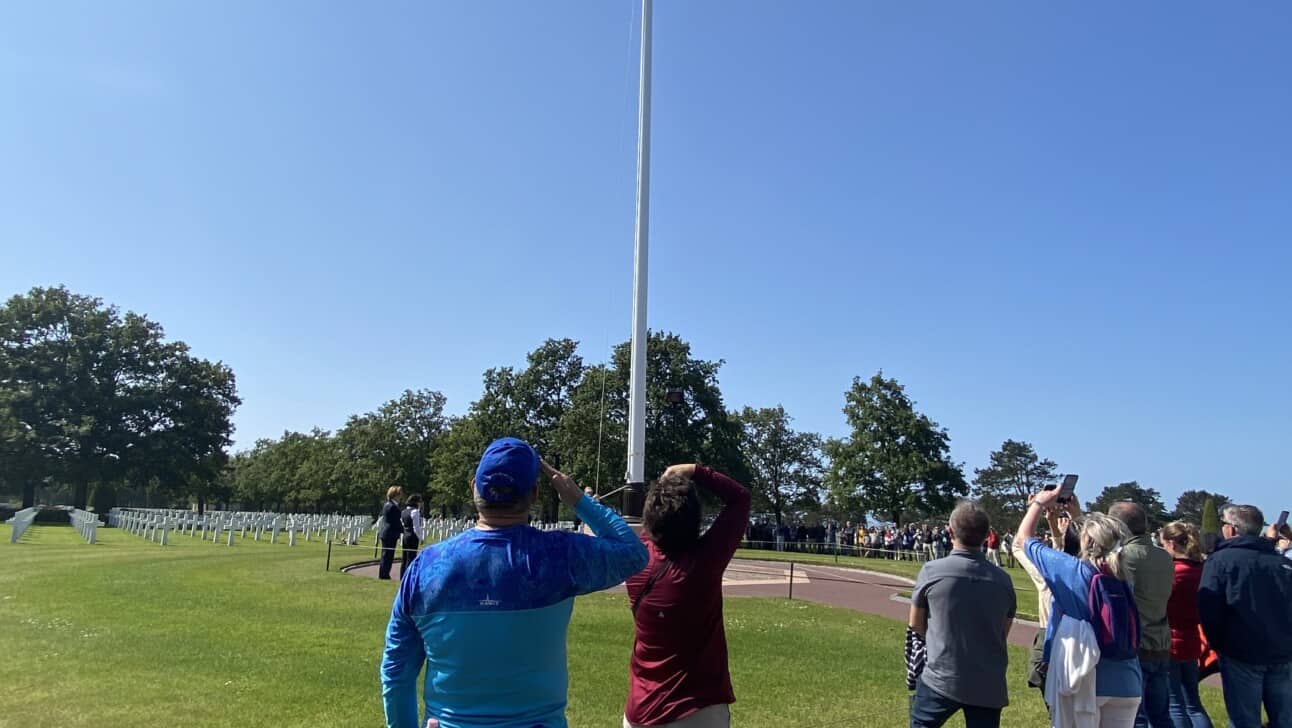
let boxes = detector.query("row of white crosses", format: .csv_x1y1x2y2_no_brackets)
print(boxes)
109,508,374,548
70,508,103,544
6,507,39,544
409,517,569,548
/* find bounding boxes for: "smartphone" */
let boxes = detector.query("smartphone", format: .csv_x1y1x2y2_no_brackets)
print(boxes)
1277,510,1289,529
1056,474,1079,504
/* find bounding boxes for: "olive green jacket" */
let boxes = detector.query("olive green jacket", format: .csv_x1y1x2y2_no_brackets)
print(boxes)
1120,533,1175,655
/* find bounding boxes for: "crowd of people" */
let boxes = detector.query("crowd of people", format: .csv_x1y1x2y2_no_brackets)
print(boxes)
909,488,1292,728
744,518,1018,567
376,436,1291,728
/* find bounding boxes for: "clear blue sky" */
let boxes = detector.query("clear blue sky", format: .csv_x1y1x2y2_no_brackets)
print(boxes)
3,2,1289,517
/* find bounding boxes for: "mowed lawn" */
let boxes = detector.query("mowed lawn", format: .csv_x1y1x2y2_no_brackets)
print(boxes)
1,525,1227,727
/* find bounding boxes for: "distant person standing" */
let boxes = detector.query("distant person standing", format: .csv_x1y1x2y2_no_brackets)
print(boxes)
908,501,1016,727
1158,521,1213,728
985,528,1001,566
624,463,751,728
1198,505,1292,728
1109,501,1175,728
378,486,404,580
399,495,425,581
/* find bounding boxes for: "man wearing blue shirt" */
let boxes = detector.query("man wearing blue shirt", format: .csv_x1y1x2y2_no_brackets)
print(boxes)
380,437,649,728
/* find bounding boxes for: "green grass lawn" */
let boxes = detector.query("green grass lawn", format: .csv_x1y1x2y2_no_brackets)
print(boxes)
2,525,1226,727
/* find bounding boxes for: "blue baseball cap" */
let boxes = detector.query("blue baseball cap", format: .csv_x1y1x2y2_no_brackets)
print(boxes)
474,437,540,503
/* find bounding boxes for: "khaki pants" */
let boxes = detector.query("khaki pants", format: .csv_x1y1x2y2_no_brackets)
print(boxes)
623,704,730,728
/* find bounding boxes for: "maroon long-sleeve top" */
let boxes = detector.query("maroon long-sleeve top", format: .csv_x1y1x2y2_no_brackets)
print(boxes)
623,466,752,726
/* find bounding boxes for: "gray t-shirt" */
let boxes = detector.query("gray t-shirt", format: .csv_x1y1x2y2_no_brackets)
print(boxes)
912,548,1017,708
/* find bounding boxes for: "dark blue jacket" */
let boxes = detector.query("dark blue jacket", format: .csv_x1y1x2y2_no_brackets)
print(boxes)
378,500,403,544
1198,535,1292,664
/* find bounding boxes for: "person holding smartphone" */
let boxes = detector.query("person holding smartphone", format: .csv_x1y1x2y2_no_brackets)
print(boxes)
381,438,647,728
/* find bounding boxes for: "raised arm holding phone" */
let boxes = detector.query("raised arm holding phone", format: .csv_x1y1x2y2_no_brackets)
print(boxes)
381,437,647,728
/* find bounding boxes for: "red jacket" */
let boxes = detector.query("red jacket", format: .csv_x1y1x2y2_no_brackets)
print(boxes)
986,530,1000,549
624,467,751,726
1168,558,1205,661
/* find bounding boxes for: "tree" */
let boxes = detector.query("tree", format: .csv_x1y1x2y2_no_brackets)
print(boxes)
426,341,584,519
1171,489,1230,525
336,389,448,508
1200,496,1220,554
824,373,967,526
972,440,1057,522
0,287,240,509
735,405,824,526
1085,481,1169,531
555,332,750,501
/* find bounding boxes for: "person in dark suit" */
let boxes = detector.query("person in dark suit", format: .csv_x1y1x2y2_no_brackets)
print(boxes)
399,494,424,581
378,486,404,580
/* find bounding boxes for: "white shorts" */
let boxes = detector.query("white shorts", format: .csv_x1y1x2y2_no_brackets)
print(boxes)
623,703,731,728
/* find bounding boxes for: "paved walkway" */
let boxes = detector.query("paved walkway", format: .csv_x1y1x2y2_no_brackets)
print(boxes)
346,556,1041,648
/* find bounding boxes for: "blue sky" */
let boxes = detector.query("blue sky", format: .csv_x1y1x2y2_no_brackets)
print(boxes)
3,2,1289,516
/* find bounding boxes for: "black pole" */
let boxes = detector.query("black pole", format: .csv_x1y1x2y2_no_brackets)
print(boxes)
326,540,332,572
623,481,646,521
788,561,795,601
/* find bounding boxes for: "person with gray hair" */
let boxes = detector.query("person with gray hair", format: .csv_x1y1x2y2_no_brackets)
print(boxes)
907,500,1017,727
1198,504,1292,728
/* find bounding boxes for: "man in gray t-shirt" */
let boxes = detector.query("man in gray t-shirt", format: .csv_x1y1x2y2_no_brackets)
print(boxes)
908,501,1017,728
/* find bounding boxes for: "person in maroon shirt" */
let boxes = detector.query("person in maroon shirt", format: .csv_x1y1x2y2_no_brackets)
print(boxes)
623,463,751,728
1159,520,1214,728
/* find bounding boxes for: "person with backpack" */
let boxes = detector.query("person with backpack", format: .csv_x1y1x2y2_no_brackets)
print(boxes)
624,463,751,728
1017,487,1143,727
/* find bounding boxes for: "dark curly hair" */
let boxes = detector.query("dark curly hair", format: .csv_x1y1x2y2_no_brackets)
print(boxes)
642,471,702,557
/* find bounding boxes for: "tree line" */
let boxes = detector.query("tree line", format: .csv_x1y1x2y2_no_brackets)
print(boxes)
0,287,1228,526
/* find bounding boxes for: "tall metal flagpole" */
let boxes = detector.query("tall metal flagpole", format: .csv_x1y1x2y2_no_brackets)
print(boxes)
624,0,653,521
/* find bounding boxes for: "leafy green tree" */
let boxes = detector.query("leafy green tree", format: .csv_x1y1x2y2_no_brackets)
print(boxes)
734,405,823,526
556,332,750,503
0,286,239,509
972,440,1057,521
1200,496,1220,554
1171,489,1230,525
824,373,967,526
336,389,448,508
426,341,582,519
1085,481,1169,530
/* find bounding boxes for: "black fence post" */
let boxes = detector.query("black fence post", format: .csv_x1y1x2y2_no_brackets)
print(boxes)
326,540,332,572
788,561,795,601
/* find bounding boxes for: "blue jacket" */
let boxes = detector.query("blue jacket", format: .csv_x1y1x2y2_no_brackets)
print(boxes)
1198,535,1292,665
380,495,648,728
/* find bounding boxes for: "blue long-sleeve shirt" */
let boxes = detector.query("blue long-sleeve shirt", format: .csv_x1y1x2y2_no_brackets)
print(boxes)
381,495,648,728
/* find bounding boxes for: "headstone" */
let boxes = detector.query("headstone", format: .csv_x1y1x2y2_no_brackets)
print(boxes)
227,527,235,547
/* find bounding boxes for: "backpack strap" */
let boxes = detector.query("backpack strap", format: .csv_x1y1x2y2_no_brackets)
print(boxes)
630,560,668,615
